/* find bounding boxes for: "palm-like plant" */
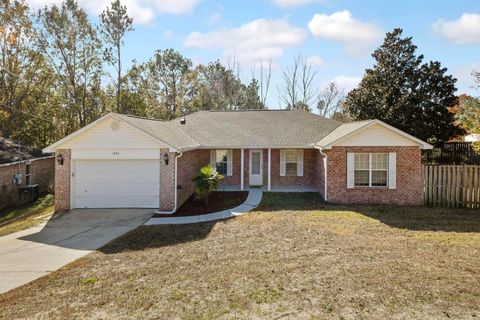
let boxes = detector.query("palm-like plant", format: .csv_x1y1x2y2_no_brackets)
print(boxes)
193,165,224,203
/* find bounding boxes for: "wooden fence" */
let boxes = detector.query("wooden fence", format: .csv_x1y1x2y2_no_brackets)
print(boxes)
422,165,480,208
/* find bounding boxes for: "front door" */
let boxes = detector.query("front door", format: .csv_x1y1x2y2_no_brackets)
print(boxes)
249,150,263,186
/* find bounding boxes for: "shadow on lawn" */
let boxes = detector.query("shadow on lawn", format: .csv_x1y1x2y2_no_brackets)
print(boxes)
258,192,480,233
343,205,480,233
98,222,218,254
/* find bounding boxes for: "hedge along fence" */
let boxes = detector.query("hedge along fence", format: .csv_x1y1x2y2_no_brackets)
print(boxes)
422,165,480,208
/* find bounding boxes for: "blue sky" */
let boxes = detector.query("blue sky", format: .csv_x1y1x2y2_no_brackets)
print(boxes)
31,0,480,108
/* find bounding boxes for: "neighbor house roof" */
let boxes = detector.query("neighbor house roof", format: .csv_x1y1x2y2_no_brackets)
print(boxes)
0,137,44,164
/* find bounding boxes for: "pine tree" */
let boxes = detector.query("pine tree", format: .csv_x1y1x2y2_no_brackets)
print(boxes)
344,28,462,143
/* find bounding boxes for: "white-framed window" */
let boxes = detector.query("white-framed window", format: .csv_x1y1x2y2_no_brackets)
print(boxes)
280,149,303,177
25,163,32,186
353,153,388,187
210,150,232,176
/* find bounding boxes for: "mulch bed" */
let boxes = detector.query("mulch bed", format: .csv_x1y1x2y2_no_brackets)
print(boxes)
154,191,248,217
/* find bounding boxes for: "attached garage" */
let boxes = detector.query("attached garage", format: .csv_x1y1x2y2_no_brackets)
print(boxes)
43,114,178,211
72,160,160,209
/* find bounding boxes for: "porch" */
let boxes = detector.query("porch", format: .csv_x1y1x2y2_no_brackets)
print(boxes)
218,185,318,192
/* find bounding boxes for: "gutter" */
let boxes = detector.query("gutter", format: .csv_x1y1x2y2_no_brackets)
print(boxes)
155,152,183,214
318,147,328,202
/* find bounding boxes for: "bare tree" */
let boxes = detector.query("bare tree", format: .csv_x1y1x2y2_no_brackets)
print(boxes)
253,57,272,108
317,81,345,118
278,55,318,111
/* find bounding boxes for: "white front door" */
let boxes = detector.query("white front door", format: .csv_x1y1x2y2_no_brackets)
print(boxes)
249,150,263,186
72,160,160,208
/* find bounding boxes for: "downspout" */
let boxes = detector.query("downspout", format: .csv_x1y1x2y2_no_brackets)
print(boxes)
155,152,183,214
318,148,328,202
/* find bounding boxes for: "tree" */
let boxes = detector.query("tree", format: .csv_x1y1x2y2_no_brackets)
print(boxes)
278,55,317,111
317,81,344,118
143,49,194,119
241,78,263,110
37,0,103,133
99,0,133,113
344,28,462,143
251,57,272,107
454,96,480,151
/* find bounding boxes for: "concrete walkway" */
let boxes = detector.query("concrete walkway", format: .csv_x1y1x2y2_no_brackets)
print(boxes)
0,209,153,294
145,189,263,225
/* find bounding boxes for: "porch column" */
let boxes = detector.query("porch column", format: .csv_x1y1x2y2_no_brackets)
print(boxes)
268,148,271,191
241,149,244,190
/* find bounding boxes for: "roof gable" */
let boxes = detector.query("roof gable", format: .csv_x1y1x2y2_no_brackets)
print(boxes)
43,114,176,152
315,120,433,150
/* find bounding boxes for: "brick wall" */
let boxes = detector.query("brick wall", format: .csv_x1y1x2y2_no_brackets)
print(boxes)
159,149,176,211
54,150,71,212
270,149,317,188
177,149,210,207
325,146,422,205
0,157,55,211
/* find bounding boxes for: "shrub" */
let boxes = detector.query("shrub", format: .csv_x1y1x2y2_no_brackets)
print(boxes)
192,165,224,203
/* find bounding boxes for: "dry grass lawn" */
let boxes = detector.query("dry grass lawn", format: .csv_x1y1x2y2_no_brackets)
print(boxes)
1,193,480,319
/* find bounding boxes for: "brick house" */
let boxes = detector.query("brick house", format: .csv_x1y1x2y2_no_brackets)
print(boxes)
43,110,432,213
0,137,55,210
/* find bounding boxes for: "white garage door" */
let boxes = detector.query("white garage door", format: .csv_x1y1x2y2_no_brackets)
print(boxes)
73,160,160,208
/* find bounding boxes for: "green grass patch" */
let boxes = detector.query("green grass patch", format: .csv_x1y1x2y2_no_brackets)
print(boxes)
81,277,98,285
249,287,284,304
0,194,54,236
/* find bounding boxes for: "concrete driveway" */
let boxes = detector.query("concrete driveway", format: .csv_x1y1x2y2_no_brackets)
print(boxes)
0,209,154,294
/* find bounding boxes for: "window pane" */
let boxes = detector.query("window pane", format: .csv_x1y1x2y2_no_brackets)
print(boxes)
251,152,261,174
372,170,387,186
286,163,297,176
215,150,228,163
285,150,297,163
216,162,227,175
371,153,388,170
354,154,369,170
354,170,369,186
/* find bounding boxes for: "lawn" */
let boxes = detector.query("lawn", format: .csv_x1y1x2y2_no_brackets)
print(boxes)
1,193,480,319
0,194,55,236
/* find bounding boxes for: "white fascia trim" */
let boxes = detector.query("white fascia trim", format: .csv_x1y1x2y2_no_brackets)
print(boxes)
179,144,315,152
43,113,178,153
315,119,433,150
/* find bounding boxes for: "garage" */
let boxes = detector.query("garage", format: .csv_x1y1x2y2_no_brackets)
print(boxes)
72,159,160,209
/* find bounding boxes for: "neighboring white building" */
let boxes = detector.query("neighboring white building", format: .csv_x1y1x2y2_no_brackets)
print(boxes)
465,134,480,142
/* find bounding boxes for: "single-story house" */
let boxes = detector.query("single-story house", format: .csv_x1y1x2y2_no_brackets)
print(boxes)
1,137,54,210
43,110,432,213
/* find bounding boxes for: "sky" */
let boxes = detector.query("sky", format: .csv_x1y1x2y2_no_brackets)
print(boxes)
28,0,480,109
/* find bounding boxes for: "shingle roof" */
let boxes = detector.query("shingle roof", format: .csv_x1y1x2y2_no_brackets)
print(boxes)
114,110,342,150
114,114,199,150
0,137,44,164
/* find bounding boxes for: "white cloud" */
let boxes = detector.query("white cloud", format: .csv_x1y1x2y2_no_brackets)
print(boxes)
433,13,480,44
184,18,306,66
272,0,324,7
28,0,201,25
321,75,361,92
308,10,382,55
306,55,324,67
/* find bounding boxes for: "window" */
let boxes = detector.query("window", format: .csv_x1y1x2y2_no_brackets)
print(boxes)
280,149,303,177
354,153,388,187
285,150,298,176
211,150,232,176
25,163,32,186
